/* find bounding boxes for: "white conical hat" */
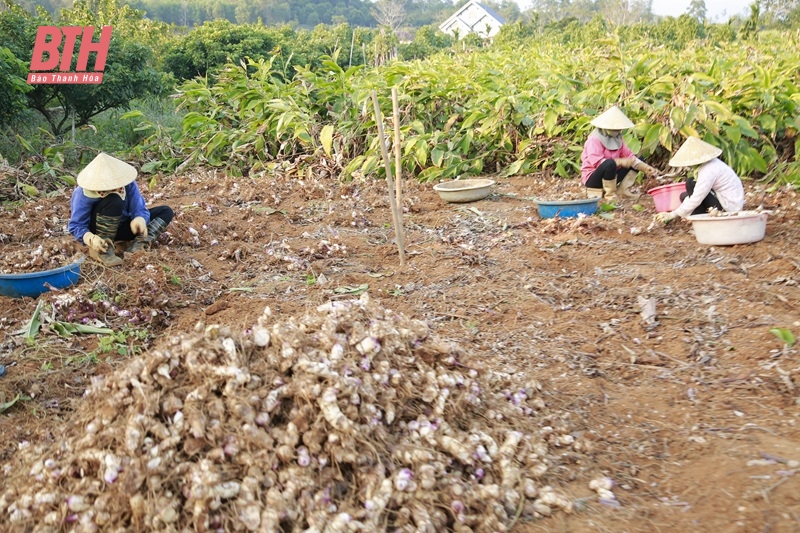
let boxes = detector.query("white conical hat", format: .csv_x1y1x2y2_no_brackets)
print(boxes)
590,105,635,130
77,153,137,191
669,137,723,167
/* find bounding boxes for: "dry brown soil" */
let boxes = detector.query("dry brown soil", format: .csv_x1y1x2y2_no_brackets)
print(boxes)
1,170,799,532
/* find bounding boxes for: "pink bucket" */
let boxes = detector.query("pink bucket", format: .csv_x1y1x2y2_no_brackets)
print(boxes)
648,182,687,213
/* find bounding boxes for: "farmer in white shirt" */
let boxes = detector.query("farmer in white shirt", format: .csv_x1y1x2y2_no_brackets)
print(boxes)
655,137,745,224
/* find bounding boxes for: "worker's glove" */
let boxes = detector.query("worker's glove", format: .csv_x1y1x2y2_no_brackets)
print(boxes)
633,159,658,177
83,232,108,252
131,217,148,238
654,211,678,224
615,157,636,169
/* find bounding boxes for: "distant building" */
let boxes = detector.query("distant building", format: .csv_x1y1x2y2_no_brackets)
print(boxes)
438,0,505,40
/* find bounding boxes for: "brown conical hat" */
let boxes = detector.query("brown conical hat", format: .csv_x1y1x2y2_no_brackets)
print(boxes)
589,105,635,130
77,153,137,191
669,137,723,167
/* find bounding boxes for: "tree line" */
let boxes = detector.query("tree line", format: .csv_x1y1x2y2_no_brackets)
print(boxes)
1,0,798,164
0,0,464,138
5,0,525,29
7,0,800,32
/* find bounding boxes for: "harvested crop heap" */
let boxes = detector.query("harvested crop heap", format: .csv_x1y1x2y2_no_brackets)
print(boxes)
0,294,576,532
0,240,82,274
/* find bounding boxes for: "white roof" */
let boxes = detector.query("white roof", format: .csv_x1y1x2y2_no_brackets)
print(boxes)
439,0,505,39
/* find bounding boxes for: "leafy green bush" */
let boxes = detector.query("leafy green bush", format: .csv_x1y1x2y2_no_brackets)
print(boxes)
162,20,279,81
492,19,539,47
162,21,383,83
4,7,799,190
399,24,453,61
0,0,169,138
635,14,707,50
140,24,800,186
0,47,31,123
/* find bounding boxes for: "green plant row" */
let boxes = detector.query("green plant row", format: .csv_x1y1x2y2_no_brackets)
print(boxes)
130,30,800,185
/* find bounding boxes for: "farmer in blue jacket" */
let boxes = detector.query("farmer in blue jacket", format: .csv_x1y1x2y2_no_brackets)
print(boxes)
68,153,174,266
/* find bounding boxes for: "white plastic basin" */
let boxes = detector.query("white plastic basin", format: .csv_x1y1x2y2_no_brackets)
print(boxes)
686,210,767,246
433,179,495,203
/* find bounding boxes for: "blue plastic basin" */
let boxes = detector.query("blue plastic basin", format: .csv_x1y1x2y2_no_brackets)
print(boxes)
0,255,85,299
535,198,599,219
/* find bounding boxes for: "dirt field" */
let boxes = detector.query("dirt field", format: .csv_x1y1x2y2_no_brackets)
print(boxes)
1,169,799,532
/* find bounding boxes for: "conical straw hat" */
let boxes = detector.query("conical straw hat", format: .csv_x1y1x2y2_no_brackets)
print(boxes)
668,137,723,167
77,153,137,191
590,105,634,130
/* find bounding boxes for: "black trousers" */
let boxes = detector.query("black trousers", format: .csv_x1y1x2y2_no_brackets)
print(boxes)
679,178,723,215
585,158,628,188
90,194,174,241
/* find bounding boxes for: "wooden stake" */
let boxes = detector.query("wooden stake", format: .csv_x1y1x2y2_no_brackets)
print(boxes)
349,30,355,68
371,90,406,267
391,87,403,210
391,87,406,264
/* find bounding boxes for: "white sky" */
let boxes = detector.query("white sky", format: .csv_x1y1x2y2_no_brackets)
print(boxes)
514,0,755,21
650,0,754,21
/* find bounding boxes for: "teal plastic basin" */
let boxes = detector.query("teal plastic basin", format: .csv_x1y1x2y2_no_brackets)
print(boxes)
535,198,599,219
0,256,85,298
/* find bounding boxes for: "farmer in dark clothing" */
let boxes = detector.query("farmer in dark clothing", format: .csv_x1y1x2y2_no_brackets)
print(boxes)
68,153,173,266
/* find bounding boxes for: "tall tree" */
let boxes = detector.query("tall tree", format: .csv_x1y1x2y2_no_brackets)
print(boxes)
61,0,172,52
758,0,800,23
687,0,707,22
1,0,167,136
0,46,31,123
529,0,580,23
600,0,653,25
371,0,406,32
484,0,522,23
742,3,760,36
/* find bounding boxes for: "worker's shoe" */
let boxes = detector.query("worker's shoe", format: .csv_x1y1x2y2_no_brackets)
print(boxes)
89,238,123,266
602,179,618,201
617,170,639,199
586,187,603,199
90,214,123,266
127,217,168,253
